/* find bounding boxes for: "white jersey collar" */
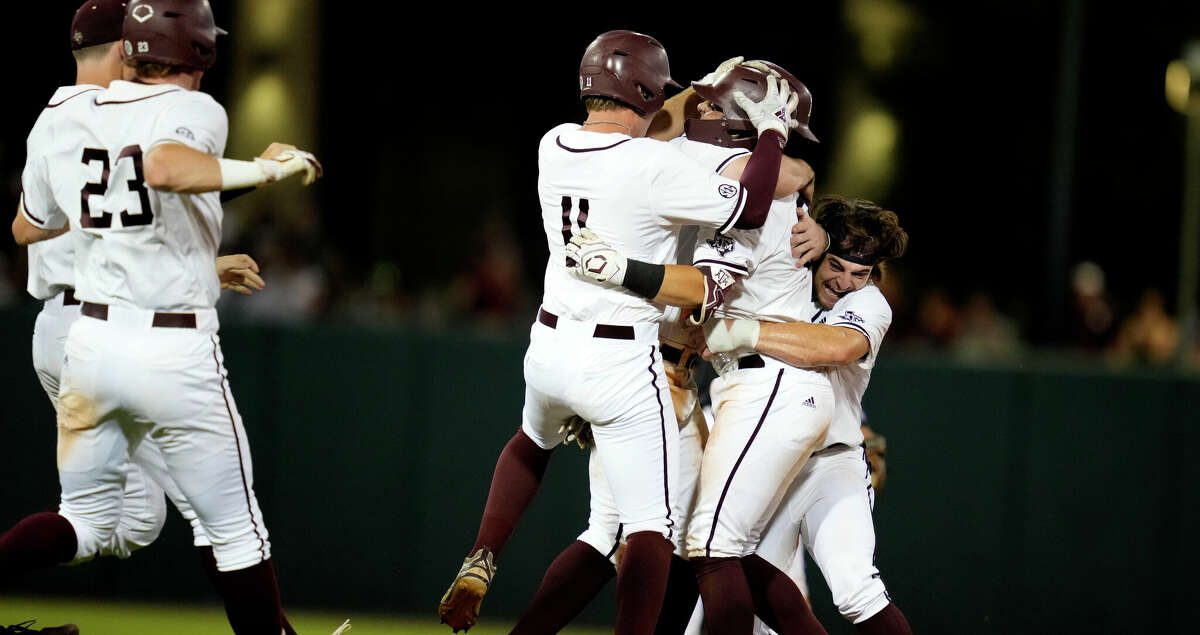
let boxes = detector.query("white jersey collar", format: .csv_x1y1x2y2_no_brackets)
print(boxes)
556,125,633,152
96,80,184,105
47,84,103,107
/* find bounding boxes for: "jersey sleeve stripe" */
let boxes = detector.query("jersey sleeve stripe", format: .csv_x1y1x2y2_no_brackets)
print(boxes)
692,258,750,275
19,192,47,227
714,151,751,174
716,185,746,235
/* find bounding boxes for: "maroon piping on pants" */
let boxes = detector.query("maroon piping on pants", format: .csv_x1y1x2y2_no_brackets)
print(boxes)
210,336,267,561
704,368,785,556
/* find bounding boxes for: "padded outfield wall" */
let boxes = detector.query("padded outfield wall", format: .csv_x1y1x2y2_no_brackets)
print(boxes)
0,306,1197,634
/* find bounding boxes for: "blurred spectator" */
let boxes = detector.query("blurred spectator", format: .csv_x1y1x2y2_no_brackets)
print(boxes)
1068,261,1116,350
951,292,1023,361
1108,289,1179,366
441,216,529,328
907,288,960,350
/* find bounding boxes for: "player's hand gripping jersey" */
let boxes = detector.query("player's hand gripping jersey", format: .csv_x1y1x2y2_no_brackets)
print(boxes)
538,124,756,325
23,80,228,312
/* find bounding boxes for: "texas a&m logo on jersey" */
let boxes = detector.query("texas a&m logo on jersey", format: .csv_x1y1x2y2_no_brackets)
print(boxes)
705,235,735,256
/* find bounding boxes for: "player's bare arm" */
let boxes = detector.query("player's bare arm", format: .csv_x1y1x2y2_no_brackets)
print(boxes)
648,86,699,141
144,141,322,194
649,56,746,141
216,254,265,296
705,318,870,367
11,201,67,246
566,230,711,309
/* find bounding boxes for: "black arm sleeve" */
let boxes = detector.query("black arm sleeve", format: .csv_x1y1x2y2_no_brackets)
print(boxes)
733,130,785,229
622,258,667,300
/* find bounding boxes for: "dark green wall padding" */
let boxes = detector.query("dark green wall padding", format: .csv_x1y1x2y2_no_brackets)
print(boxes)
1,307,1197,634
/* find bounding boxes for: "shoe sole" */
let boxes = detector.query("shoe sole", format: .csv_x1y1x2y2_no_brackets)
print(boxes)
438,575,488,632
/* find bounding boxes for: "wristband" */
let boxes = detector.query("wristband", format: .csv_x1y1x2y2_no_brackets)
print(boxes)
622,259,666,300
218,158,276,191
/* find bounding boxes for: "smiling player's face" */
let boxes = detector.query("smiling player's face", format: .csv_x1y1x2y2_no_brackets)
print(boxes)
813,254,873,310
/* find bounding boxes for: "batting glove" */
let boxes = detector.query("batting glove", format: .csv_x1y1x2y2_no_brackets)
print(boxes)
703,318,761,353
694,56,745,87
565,228,628,286
733,75,793,140
271,149,323,186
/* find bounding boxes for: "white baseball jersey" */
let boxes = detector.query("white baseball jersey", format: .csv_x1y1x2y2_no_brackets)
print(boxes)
20,85,103,300
691,192,811,324
811,284,892,448
538,124,754,325
25,80,228,312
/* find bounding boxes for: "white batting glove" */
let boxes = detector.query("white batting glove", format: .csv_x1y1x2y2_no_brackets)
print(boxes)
694,56,744,87
270,150,323,186
565,228,628,286
733,75,793,139
703,318,761,353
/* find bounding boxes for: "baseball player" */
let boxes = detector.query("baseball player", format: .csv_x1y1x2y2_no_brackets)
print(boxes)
8,0,272,581
567,60,832,635
0,2,325,634
705,197,913,635
438,31,800,634
505,265,711,635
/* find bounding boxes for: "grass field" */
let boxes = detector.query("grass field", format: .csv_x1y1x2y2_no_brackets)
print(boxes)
0,597,610,635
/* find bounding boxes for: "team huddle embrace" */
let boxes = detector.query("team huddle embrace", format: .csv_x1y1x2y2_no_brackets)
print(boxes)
437,31,913,635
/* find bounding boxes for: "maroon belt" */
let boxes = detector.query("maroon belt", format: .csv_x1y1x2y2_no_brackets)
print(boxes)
738,354,766,369
81,302,197,329
660,343,700,371
538,308,635,340
62,288,80,306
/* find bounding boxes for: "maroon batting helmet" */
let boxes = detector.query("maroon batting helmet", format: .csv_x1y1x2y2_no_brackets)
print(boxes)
687,60,819,148
122,0,226,71
579,30,681,116
71,1,127,50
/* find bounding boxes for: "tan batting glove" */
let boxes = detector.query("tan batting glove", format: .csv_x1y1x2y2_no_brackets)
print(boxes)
694,56,745,87
270,149,323,186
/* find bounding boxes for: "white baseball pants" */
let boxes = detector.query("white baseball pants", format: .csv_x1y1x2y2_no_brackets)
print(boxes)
57,307,269,572
33,295,209,559
579,394,705,559
521,315,679,539
755,444,891,624
686,362,833,559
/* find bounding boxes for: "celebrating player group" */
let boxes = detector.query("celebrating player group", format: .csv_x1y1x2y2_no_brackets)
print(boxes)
2,3,910,634
436,30,914,635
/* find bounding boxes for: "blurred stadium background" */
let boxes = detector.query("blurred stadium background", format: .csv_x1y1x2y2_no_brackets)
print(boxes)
2,1,1199,633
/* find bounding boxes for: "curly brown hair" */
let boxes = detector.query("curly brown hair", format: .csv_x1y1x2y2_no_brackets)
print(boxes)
812,195,908,282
